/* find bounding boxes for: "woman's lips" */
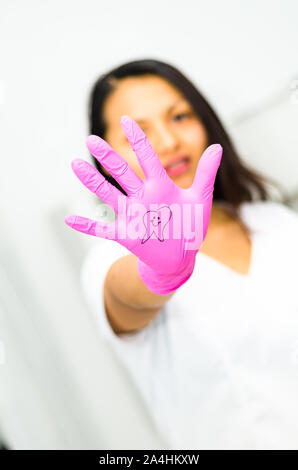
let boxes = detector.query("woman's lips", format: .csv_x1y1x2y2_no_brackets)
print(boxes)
165,156,191,177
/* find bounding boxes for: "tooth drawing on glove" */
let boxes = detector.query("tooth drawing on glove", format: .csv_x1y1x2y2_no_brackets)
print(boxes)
141,206,172,244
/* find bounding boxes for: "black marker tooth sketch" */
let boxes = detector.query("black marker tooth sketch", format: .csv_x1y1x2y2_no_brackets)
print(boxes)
141,206,172,244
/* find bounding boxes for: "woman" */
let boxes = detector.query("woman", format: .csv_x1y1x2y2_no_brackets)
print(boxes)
65,59,298,450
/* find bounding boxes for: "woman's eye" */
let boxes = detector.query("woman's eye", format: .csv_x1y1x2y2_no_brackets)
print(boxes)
173,112,189,121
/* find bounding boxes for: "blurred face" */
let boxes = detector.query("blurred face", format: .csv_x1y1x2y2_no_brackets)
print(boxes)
103,74,209,189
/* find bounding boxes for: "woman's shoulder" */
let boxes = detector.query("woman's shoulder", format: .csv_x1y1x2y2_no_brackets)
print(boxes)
83,237,130,263
80,238,130,288
239,199,298,232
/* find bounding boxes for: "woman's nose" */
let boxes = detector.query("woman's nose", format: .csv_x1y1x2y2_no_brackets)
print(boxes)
150,124,180,155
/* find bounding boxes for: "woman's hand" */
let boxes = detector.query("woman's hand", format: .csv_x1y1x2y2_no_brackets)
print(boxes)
65,115,222,294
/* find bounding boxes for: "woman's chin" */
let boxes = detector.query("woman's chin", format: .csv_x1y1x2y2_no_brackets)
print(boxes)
171,172,194,189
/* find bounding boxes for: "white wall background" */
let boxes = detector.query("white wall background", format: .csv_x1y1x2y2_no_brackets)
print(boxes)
0,0,297,449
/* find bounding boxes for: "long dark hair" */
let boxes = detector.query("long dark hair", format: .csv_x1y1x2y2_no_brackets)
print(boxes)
88,58,281,220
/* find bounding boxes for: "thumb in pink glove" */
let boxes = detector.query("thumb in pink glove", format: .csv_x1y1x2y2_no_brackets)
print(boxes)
65,115,222,295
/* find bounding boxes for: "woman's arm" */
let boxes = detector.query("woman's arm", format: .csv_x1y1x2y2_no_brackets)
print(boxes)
104,254,175,335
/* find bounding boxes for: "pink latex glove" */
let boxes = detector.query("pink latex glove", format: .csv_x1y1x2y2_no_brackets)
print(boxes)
65,115,222,295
